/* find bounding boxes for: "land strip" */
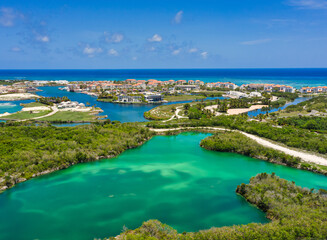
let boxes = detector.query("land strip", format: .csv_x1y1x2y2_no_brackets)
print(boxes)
0,93,40,101
149,127,327,166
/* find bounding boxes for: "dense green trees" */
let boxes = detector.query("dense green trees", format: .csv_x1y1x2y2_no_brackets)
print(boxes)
201,131,301,167
37,96,70,105
147,115,327,154
271,92,299,101
229,98,249,108
0,122,154,190
106,173,327,239
200,131,326,175
277,116,327,130
283,95,327,113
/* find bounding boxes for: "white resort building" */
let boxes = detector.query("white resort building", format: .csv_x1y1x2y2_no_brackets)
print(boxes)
57,101,85,109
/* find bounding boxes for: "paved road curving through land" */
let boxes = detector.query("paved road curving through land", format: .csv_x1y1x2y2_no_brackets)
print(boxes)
162,106,188,122
18,106,58,122
150,127,327,166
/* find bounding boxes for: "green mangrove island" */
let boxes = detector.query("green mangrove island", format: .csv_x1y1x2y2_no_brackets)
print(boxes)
108,173,327,240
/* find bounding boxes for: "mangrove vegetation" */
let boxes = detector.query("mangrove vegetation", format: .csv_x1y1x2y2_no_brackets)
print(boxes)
105,173,327,239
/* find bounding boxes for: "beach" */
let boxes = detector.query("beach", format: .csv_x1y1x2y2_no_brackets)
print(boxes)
227,105,268,115
205,104,268,116
0,93,40,101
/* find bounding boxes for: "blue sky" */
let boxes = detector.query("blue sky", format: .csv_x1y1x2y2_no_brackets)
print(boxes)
0,0,327,69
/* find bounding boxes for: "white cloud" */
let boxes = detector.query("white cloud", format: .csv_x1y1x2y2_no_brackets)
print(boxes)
173,10,183,24
172,49,181,55
108,48,118,56
0,7,17,27
286,0,327,9
132,56,138,61
83,45,103,57
36,35,50,43
111,33,124,43
104,32,124,43
11,47,21,52
148,34,162,42
201,52,208,59
241,38,271,45
189,48,198,53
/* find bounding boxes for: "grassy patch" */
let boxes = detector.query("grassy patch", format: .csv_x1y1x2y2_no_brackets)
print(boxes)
1,110,51,120
97,98,113,102
41,111,99,122
276,96,327,118
21,102,48,108
275,110,308,118
164,95,205,102
144,104,182,120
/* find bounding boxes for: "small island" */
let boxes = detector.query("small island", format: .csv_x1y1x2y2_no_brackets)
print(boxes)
0,96,104,123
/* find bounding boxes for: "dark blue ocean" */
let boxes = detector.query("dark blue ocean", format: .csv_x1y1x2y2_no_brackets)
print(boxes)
1,69,327,88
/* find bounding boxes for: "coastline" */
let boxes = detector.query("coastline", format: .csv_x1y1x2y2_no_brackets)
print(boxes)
0,93,40,101
227,105,268,115
97,98,163,105
0,134,153,193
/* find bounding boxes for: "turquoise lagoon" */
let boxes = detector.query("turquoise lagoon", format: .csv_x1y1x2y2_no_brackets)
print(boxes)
0,132,327,240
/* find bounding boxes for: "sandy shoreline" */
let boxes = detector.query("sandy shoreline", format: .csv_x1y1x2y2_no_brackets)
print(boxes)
204,104,268,116
227,105,268,115
22,106,51,111
0,112,11,117
0,93,40,101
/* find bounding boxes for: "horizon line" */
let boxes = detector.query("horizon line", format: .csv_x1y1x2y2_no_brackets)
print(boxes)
1,68,327,71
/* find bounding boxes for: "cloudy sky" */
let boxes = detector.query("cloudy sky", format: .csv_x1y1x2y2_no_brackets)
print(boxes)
0,0,327,69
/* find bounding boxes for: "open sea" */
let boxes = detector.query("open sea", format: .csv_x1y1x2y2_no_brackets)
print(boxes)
1,69,327,88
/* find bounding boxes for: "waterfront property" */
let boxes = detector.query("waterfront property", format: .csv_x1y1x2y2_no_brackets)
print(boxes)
144,93,163,103
225,91,249,98
57,101,85,109
117,95,143,103
240,83,296,93
0,99,102,122
300,86,327,94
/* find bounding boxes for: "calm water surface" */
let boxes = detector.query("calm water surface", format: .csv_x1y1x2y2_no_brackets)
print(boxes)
0,99,34,114
37,86,223,123
1,132,327,240
0,86,312,123
247,97,311,117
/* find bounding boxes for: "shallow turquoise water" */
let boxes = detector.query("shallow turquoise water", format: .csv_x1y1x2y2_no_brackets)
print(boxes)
0,132,327,240
0,100,33,114
37,86,223,123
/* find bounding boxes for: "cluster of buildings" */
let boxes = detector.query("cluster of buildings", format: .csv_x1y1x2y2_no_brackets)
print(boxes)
300,86,327,94
64,79,241,93
227,91,262,99
57,101,86,109
1,79,327,104
62,79,241,103
0,80,69,94
0,82,38,94
116,93,163,104
240,84,296,93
